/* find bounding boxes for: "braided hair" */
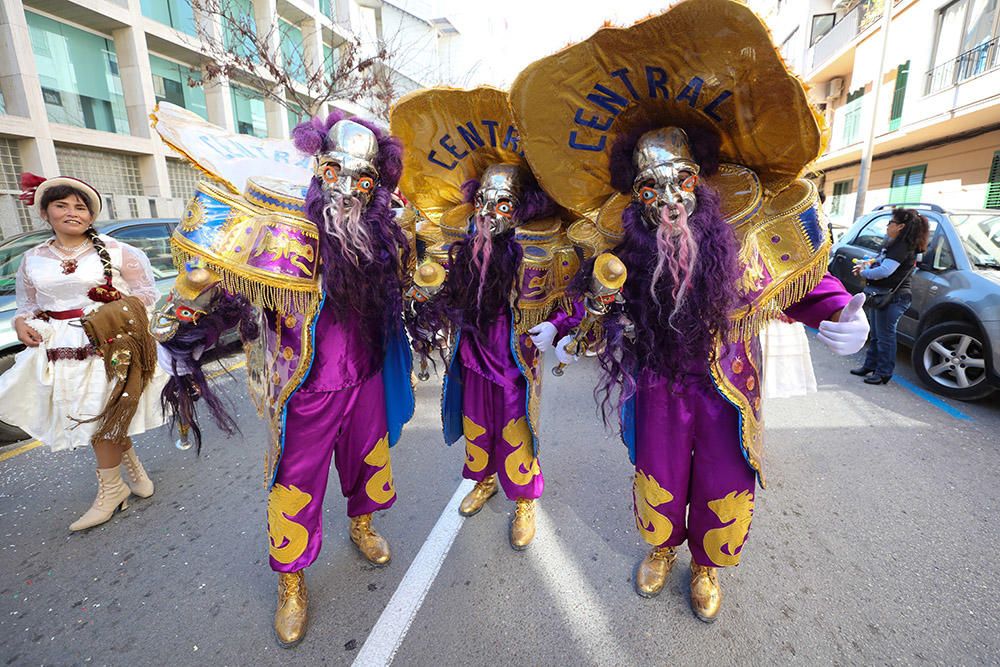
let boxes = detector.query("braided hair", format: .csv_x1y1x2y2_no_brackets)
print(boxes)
40,184,120,302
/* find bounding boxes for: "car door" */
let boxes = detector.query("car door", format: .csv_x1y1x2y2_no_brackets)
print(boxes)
829,213,893,294
902,217,945,341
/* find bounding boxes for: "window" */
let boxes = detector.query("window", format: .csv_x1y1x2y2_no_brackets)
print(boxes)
140,0,197,35
889,165,927,204
811,13,836,46
888,61,909,131
830,179,852,216
167,159,201,200
55,145,143,197
110,224,177,277
986,151,1000,209
841,87,865,146
287,104,307,133
26,12,131,135
324,44,337,80
852,215,892,252
230,85,267,138
150,55,207,119
280,21,306,83
924,229,956,270
224,0,257,60
927,0,1000,93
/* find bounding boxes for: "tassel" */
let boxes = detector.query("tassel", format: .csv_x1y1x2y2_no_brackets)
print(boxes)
19,172,47,205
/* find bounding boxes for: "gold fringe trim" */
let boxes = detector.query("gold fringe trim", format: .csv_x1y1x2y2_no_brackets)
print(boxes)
727,238,831,343
513,295,574,336
172,246,319,315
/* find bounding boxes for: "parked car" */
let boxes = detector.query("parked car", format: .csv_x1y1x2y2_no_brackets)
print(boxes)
0,218,179,443
829,203,1000,401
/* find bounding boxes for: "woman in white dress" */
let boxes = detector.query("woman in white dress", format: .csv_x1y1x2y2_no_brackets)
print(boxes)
0,175,168,531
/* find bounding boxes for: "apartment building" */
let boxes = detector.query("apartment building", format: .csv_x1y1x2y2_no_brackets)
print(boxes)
0,0,461,239
750,0,999,227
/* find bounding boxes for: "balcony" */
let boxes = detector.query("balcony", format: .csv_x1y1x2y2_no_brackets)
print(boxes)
810,4,860,72
925,36,1000,95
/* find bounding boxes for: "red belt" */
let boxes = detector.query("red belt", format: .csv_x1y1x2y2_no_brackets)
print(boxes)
43,309,86,320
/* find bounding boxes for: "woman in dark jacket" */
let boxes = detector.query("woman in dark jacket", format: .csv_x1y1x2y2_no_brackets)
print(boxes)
850,207,930,384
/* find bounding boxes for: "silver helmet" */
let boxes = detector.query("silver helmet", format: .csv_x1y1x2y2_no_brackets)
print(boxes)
631,127,700,229
474,163,524,235
313,119,380,204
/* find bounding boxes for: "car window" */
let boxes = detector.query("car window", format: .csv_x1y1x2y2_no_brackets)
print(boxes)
0,231,53,295
109,225,178,278
925,228,955,270
951,213,1000,269
851,215,891,252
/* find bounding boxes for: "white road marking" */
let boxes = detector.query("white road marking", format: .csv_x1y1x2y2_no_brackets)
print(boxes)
529,507,627,664
352,478,475,667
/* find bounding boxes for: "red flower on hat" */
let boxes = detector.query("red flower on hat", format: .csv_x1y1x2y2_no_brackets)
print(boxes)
19,172,47,205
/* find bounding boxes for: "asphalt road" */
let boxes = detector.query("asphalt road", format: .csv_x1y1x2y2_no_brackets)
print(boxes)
1,337,999,666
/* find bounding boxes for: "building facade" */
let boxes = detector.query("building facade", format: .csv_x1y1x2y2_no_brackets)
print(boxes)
0,0,461,239
749,0,999,228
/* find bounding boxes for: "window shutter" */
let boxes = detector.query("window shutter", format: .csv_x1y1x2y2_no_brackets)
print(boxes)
986,152,1000,210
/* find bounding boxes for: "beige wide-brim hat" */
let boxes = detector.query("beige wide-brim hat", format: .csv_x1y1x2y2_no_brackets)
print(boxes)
32,176,103,216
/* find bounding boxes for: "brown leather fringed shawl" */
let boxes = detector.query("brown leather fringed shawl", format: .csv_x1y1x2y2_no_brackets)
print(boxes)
75,296,157,442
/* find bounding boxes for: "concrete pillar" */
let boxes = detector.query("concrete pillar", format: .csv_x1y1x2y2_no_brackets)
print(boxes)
0,0,59,178
254,0,289,138
113,5,172,197
196,5,235,132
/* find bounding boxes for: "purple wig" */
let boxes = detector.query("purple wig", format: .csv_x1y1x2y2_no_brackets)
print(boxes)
438,168,553,335
584,183,742,422
160,290,259,453
294,112,409,345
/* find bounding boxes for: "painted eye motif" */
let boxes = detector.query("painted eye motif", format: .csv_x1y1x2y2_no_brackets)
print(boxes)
639,186,658,204
495,199,514,218
355,176,375,194
680,174,699,193
321,164,338,185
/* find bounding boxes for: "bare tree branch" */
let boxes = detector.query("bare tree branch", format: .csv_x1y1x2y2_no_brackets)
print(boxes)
182,0,400,120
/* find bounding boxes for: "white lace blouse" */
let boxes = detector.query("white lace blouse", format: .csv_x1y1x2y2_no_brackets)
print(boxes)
14,235,160,321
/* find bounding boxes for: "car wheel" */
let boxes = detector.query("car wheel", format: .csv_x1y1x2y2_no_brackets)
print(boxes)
912,321,995,401
0,351,31,445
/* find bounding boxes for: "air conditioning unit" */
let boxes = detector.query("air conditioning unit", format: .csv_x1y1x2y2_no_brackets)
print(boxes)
825,77,845,100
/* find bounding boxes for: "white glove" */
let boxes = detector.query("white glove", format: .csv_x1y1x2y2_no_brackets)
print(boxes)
554,335,579,366
527,321,558,352
817,293,869,356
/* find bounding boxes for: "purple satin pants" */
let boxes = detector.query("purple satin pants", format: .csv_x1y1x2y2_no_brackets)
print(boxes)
267,370,396,573
633,373,756,568
460,368,544,501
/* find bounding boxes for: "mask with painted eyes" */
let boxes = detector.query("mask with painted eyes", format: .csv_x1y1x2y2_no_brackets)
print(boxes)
473,163,524,236
313,120,380,205
631,127,700,230
151,265,221,342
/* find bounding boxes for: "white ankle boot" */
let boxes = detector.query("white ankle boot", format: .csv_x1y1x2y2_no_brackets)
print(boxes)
69,467,131,531
120,447,154,498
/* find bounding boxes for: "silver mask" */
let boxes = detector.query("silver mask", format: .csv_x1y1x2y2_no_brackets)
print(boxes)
473,163,523,235
313,119,380,205
632,127,700,229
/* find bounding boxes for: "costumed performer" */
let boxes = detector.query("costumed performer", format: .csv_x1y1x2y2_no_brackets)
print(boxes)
509,0,869,621
151,105,415,647
392,87,582,550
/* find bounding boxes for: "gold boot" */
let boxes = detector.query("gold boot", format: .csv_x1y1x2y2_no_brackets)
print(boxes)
690,562,723,623
459,477,498,517
634,546,676,598
69,467,131,531
509,498,536,551
274,571,308,648
120,446,154,498
350,513,391,566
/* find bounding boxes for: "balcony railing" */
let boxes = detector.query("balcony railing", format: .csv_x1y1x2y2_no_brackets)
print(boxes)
925,36,1000,94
